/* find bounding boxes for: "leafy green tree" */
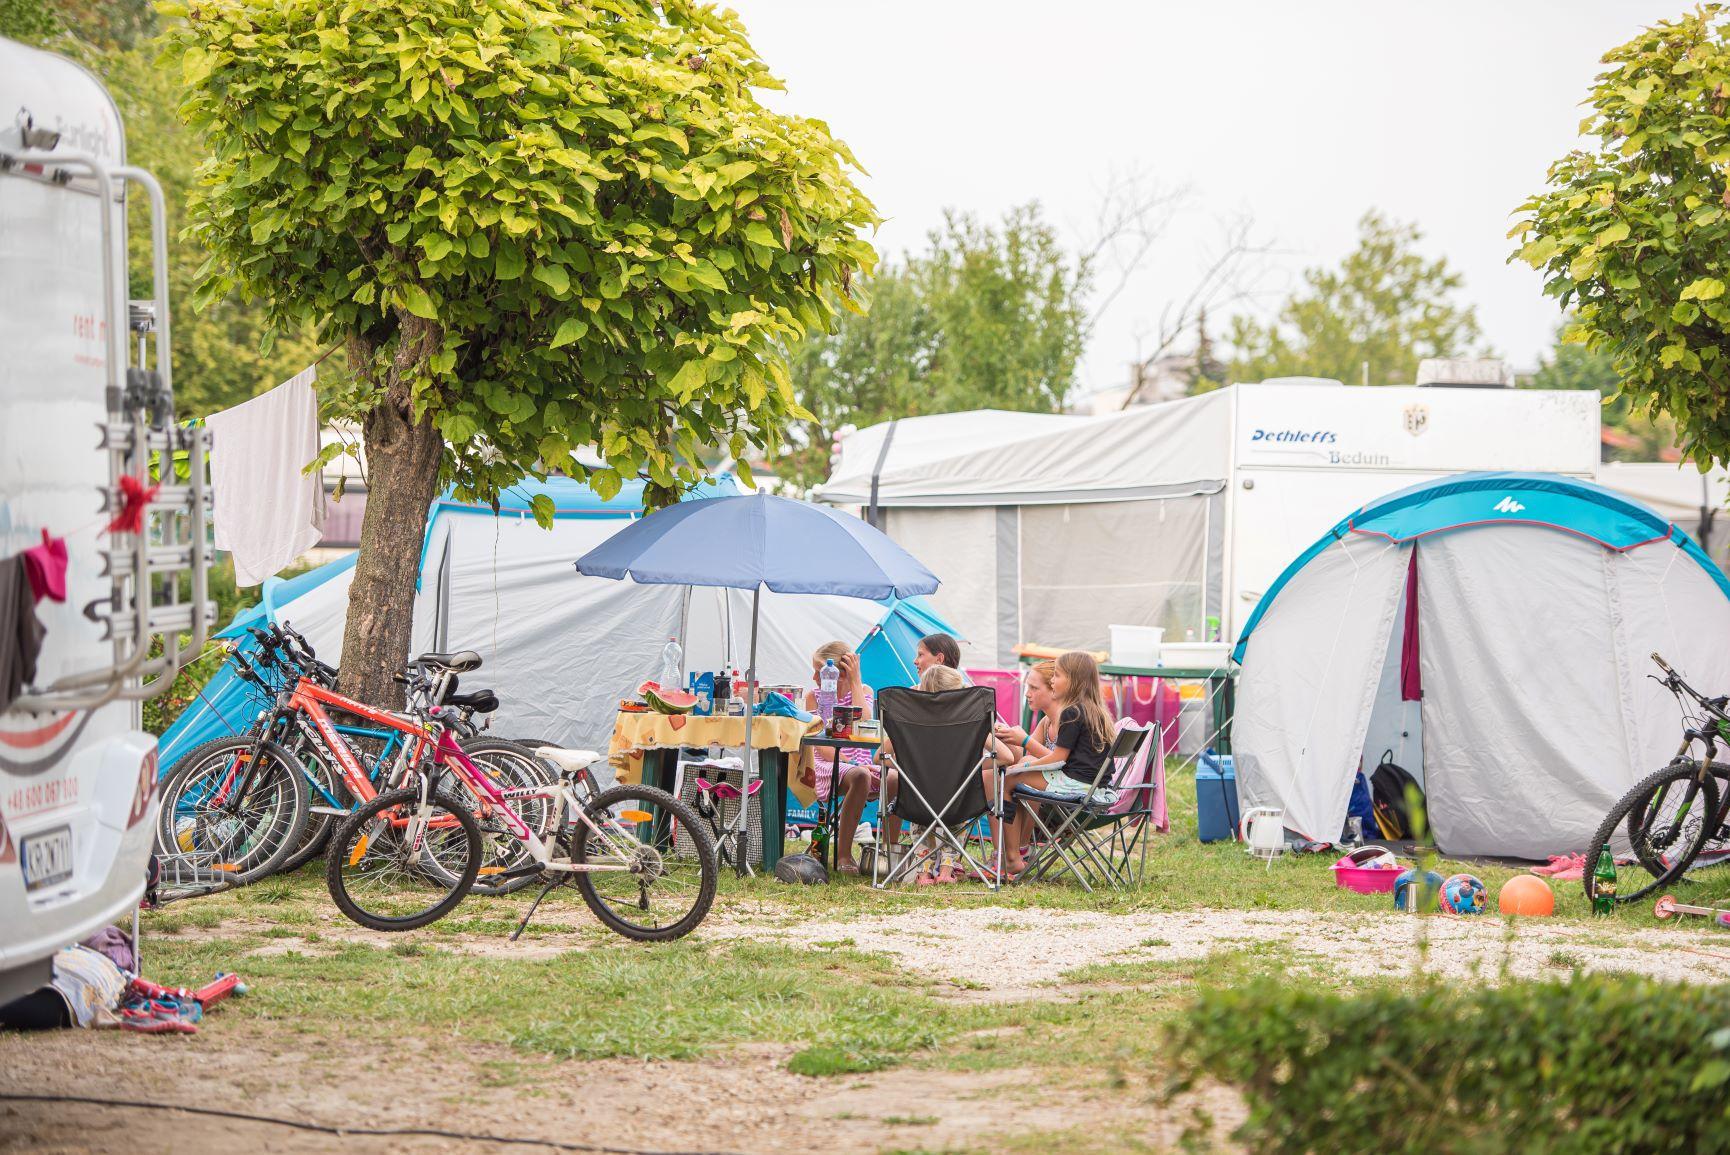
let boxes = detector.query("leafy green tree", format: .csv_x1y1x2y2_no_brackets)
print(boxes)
1227,211,1483,385
1514,5,1730,472
782,204,1086,489
164,0,876,705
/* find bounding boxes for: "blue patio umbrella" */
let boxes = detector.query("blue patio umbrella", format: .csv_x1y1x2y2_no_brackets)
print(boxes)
575,493,940,870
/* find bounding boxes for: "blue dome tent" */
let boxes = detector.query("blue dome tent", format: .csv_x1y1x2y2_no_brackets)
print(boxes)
161,475,961,771
1231,472,1730,858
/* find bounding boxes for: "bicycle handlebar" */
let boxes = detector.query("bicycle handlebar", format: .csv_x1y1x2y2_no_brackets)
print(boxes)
1652,651,1675,675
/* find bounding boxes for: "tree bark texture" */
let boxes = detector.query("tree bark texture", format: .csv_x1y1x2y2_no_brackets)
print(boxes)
337,320,444,709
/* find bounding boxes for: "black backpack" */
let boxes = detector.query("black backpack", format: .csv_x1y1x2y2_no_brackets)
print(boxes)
1370,750,1425,840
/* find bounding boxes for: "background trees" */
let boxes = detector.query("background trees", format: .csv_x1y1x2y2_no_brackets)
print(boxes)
780,204,1087,489
167,0,876,704
1227,211,1482,386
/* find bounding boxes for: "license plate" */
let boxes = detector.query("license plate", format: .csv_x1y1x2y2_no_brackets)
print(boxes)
21,825,73,892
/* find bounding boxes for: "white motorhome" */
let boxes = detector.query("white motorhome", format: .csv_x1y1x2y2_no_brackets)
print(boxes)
821,380,1600,667
0,37,213,1002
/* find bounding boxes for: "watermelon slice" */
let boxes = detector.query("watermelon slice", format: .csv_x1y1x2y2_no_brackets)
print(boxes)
644,685,698,714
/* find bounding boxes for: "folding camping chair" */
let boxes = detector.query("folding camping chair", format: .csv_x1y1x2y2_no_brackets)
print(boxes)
1016,721,1155,892
872,685,998,890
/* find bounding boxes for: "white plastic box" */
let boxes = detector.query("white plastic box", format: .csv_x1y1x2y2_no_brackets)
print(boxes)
1109,625,1164,668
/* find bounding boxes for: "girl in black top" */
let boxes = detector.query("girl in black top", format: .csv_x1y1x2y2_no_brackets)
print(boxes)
982,651,1117,877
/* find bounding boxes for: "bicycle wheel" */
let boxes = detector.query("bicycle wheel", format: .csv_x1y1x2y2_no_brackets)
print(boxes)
274,740,350,875
1585,761,1721,906
569,784,717,942
325,786,481,931
155,739,310,884
460,739,560,896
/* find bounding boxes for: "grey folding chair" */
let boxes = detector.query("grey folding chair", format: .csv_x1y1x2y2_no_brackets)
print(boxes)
1014,723,1152,892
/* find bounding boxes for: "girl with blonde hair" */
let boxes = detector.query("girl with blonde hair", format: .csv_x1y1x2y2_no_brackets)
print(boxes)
981,651,1117,877
800,641,875,873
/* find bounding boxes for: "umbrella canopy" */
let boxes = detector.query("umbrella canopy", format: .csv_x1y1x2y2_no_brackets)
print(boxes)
574,492,938,598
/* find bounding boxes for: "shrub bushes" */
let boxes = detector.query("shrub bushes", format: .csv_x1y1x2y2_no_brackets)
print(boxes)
1166,973,1730,1154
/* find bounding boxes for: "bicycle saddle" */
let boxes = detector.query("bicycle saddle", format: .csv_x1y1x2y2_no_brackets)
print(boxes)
416,650,482,672
447,688,499,714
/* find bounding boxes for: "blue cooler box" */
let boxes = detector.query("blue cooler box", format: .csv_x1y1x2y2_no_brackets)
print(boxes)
1195,750,1240,843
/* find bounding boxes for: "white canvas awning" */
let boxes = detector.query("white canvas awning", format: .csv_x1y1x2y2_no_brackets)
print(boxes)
822,390,1233,508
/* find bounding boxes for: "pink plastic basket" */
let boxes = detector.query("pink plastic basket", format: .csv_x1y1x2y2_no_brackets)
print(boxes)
1332,847,1402,894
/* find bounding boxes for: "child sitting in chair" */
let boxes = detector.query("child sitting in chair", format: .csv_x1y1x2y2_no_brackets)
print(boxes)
879,665,1017,885
982,650,1116,879
799,641,875,873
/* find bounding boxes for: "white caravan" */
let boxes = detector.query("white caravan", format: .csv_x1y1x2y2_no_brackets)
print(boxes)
822,381,1600,667
0,37,213,1001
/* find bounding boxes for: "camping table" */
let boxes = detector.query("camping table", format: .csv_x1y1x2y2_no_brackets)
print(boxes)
798,733,884,872
607,711,820,871
1015,656,1237,755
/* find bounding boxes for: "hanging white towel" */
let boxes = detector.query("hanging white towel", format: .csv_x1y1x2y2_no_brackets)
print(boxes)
208,366,326,586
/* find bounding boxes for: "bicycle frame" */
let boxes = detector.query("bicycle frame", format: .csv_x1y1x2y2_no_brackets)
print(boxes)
423,724,631,876
284,679,436,806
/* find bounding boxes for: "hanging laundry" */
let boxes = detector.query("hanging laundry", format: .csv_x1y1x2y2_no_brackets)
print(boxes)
206,366,326,587
20,530,67,604
0,555,47,713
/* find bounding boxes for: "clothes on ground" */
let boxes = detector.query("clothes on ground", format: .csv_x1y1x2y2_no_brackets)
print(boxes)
1039,769,1118,806
49,944,128,1028
0,988,72,1030
21,530,68,604
0,554,46,712
809,686,876,803
207,366,326,586
1053,704,1109,783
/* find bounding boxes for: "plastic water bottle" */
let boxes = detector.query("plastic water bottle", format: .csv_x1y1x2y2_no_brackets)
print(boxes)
817,659,839,723
657,637,682,689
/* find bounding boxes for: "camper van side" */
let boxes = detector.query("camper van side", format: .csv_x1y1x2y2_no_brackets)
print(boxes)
0,36,214,1003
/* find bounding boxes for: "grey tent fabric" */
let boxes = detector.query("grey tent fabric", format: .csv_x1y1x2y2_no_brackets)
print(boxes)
1417,529,1633,859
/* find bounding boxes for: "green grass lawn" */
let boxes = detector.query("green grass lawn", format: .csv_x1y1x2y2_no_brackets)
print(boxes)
127,760,1707,1089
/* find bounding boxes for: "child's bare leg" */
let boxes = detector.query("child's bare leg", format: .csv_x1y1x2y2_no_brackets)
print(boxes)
835,765,873,871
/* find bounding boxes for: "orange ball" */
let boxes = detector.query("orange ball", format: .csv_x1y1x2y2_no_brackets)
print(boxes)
1498,874,1556,917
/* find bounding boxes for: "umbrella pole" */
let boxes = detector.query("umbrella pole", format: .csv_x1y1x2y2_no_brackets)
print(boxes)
733,586,761,877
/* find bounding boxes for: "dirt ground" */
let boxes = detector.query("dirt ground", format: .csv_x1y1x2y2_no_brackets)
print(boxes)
7,900,1726,1154
0,1026,1228,1155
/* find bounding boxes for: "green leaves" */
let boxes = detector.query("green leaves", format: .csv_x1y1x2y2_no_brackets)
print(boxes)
1514,5,1730,473
549,317,588,348
1681,276,1726,301
397,284,438,320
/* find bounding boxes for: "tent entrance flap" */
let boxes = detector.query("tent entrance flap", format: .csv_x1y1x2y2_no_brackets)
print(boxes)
1231,534,1408,841
1362,550,1424,793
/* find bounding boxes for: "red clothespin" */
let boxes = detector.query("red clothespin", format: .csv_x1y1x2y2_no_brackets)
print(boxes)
106,474,160,535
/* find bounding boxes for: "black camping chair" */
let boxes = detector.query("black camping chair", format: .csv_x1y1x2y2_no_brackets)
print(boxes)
873,685,998,890
1014,723,1152,892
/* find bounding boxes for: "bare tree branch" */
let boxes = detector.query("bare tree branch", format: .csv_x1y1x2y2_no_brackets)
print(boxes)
1120,213,1278,409
1077,165,1191,329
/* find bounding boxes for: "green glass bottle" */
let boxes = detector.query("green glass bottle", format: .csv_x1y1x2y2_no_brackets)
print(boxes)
1591,847,1617,915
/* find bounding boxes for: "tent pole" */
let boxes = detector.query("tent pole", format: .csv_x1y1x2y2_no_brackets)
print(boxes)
732,585,761,876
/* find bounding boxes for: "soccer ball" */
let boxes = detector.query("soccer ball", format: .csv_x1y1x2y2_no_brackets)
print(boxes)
1441,873,1488,915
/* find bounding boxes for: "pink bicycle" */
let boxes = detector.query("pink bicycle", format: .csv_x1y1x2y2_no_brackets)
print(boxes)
325,661,717,941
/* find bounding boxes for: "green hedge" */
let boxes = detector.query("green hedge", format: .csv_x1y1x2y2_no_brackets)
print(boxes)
1167,974,1730,1154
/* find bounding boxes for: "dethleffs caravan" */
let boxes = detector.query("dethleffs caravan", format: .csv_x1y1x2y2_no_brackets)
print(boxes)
820,381,1601,668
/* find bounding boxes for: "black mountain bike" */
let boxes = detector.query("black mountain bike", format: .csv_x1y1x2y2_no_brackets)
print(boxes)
1583,653,1730,906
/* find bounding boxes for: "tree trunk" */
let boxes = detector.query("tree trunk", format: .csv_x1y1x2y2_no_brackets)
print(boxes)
337,324,444,708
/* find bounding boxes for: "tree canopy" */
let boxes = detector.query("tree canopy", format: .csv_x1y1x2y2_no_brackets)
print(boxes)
1515,4,1730,471
1227,211,1482,386
164,0,875,509
163,0,876,702
782,203,1087,489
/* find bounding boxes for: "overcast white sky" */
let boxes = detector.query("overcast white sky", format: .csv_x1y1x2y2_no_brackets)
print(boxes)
732,0,1687,394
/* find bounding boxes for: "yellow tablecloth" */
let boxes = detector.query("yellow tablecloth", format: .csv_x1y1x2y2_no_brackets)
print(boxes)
608,712,826,805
